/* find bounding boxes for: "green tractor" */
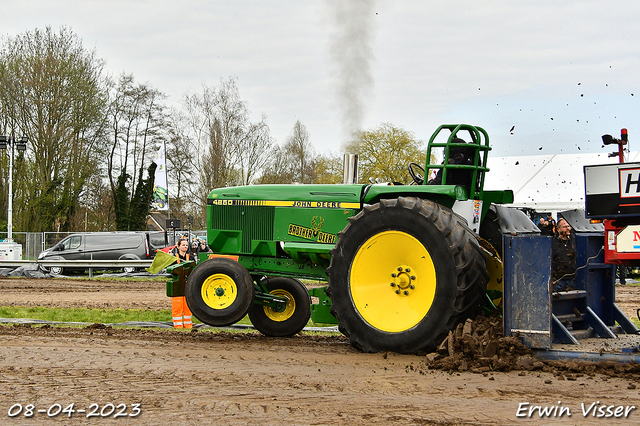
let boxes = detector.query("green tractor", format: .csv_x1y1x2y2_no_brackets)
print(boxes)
167,124,513,353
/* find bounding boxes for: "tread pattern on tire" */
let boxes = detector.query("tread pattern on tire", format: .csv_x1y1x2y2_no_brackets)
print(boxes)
185,258,254,327
326,196,488,354
248,277,311,338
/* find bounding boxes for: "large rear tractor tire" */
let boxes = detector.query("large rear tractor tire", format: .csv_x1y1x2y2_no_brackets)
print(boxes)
248,277,311,337
326,197,488,354
185,258,254,327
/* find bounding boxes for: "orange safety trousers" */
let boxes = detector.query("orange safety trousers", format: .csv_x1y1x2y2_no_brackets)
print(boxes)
171,252,192,329
171,296,193,329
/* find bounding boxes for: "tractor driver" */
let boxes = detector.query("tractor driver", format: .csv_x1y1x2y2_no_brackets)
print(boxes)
427,138,474,187
551,217,576,292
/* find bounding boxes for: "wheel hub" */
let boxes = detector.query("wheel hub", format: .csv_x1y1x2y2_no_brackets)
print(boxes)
390,265,417,295
264,289,295,321
201,273,238,309
273,301,287,313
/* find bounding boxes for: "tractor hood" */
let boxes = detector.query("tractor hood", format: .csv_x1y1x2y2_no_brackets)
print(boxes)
207,184,365,208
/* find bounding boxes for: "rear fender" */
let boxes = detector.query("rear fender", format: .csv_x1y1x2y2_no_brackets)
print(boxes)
362,184,465,207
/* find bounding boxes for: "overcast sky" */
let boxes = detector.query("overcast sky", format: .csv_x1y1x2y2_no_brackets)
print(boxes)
3,1,640,159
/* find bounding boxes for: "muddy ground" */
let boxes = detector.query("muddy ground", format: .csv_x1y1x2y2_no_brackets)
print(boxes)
0,277,639,425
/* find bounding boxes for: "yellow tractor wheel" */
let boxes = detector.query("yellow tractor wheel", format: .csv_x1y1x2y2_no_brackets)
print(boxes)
185,257,254,327
248,277,311,337
327,197,488,354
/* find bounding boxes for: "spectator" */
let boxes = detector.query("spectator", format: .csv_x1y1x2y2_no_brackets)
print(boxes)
191,237,211,259
617,265,627,285
169,238,193,329
551,217,576,292
190,238,199,258
546,213,556,228
539,217,554,237
171,237,191,262
196,238,212,255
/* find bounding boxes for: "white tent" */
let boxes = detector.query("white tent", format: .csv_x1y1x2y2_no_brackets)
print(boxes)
484,151,640,216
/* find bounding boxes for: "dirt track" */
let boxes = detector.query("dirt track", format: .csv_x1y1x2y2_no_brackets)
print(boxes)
0,277,639,425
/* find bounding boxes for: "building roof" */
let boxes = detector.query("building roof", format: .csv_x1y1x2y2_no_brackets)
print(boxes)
148,212,170,231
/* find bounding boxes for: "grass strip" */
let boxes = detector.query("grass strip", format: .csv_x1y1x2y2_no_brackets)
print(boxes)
0,306,338,330
0,306,177,324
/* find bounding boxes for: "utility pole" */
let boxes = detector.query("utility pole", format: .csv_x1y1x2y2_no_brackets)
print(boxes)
0,135,27,259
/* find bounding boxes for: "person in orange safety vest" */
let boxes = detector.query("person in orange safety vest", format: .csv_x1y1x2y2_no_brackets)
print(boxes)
170,238,193,329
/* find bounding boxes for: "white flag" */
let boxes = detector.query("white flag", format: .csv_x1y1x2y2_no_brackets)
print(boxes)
152,144,169,211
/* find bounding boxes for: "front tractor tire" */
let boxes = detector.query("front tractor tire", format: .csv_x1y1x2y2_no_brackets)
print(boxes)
185,258,254,327
326,197,488,354
249,277,311,337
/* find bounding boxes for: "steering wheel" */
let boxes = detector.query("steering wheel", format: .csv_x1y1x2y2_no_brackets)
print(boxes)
408,162,425,185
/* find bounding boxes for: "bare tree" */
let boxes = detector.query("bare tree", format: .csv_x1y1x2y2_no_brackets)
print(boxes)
170,78,273,224
260,120,319,184
73,174,115,231
284,121,315,183
256,145,294,184
164,108,200,224
104,73,167,230
237,116,273,185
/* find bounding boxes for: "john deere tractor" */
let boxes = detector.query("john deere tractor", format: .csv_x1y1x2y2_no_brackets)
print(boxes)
167,124,513,353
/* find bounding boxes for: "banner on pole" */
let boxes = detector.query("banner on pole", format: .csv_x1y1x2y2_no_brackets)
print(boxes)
152,144,169,211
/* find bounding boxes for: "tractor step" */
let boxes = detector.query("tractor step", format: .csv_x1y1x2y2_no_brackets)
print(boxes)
552,289,587,300
553,313,586,324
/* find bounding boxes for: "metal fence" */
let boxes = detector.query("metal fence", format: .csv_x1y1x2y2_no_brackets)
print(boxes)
0,232,60,260
0,230,208,260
